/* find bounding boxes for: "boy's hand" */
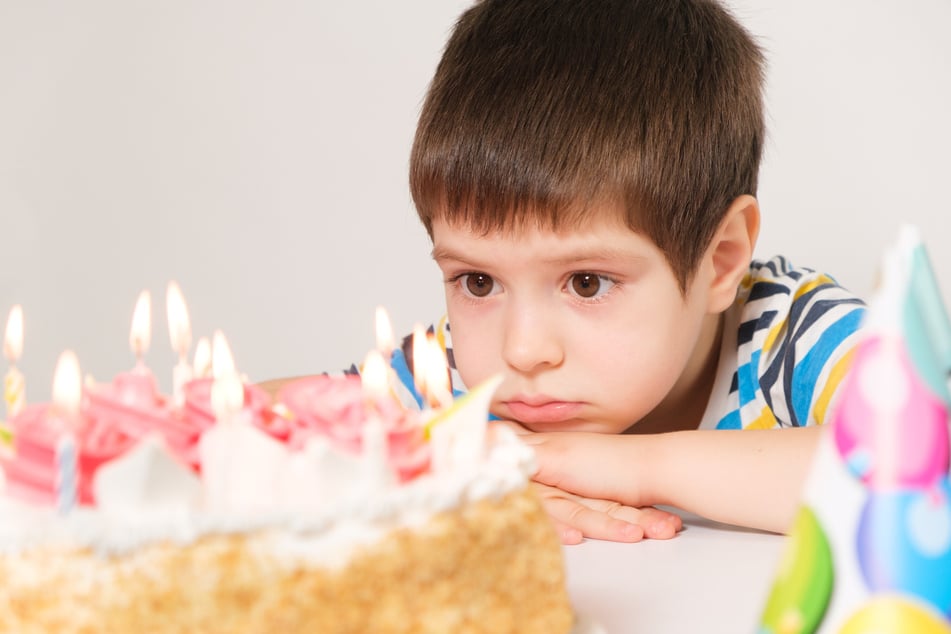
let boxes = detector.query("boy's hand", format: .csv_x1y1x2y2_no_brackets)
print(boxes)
532,482,682,545
496,421,682,543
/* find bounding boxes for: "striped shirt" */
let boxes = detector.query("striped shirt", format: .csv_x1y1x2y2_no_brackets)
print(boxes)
699,257,865,430
376,257,866,430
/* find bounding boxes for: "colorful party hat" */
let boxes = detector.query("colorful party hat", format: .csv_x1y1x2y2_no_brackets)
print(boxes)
759,225,951,633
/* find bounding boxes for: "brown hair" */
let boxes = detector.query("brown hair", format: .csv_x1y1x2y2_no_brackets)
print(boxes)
410,0,766,290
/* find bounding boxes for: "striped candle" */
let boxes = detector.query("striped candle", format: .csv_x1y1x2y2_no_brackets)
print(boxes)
55,432,78,515
51,349,83,515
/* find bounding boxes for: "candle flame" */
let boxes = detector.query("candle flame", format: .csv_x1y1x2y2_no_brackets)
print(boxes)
129,290,152,359
52,349,82,419
412,326,451,408
166,281,192,358
211,330,236,379
193,336,212,378
362,349,390,402
4,304,23,363
375,306,395,357
424,334,451,406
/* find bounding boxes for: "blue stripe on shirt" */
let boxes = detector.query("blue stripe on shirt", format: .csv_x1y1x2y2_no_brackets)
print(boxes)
790,307,866,425
716,409,743,430
390,348,425,409
737,350,762,406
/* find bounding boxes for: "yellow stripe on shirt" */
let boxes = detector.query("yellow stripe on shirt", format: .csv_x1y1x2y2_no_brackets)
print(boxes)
811,347,857,425
745,405,779,430
793,275,834,301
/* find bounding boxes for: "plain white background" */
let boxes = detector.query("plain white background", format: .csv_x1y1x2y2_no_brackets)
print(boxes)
1,0,949,398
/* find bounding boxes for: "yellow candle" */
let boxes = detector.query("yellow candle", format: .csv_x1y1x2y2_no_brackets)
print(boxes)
3,305,25,418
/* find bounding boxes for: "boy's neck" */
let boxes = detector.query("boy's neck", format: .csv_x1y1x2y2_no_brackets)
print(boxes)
626,312,724,435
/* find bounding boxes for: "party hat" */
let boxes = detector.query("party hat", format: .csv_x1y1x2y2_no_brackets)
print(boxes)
758,225,951,633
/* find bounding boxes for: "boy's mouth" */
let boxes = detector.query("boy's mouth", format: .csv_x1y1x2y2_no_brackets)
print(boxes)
500,398,583,425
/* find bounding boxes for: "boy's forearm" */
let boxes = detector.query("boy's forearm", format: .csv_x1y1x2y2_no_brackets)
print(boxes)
638,426,823,534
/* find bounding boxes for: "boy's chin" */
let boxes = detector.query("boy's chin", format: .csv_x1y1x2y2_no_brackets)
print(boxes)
514,420,611,434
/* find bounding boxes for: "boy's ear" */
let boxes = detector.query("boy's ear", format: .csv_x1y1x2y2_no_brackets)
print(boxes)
704,194,760,313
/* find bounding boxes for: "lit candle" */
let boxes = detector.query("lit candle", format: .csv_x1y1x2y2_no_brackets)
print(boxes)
362,349,390,407
201,330,286,513
167,281,193,407
211,371,244,427
193,336,212,379
375,306,395,358
361,348,393,488
212,330,237,380
52,349,82,515
412,323,428,404
4,305,25,418
129,290,152,373
419,333,453,410
374,306,409,402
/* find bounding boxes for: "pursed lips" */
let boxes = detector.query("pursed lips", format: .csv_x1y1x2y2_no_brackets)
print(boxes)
499,397,584,425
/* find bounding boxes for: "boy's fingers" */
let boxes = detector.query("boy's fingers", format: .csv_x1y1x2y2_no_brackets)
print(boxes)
543,495,645,543
550,519,584,545
632,506,684,539
580,500,683,540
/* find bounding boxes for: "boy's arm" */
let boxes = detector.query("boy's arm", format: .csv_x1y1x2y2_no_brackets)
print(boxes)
520,426,823,535
257,376,313,400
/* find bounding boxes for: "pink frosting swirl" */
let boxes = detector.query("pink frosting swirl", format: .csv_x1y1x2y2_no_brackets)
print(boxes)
84,370,207,470
0,402,136,506
277,375,430,482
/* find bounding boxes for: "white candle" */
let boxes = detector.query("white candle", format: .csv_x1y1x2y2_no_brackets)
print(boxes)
201,334,245,513
167,281,194,406
200,333,287,513
52,349,82,515
202,371,244,513
361,349,393,489
4,305,25,418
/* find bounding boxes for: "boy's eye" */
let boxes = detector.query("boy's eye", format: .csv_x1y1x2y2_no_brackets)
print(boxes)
462,273,497,298
568,273,615,299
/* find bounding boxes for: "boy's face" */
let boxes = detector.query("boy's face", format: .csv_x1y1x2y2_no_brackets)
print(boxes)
432,210,722,434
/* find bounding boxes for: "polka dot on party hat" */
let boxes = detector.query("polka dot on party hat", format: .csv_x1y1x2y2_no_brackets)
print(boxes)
839,595,951,634
856,475,951,615
759,506,834,634
832,336,949,489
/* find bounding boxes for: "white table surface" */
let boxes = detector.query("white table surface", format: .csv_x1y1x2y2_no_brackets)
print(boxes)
564,514,786,634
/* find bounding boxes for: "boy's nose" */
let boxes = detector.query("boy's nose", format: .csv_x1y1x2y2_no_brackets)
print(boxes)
501,304,564,373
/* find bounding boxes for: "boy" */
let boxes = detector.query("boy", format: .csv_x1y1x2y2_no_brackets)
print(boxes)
267,0,865,544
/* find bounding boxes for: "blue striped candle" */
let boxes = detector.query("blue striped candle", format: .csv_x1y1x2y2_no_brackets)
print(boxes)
55,433,78,515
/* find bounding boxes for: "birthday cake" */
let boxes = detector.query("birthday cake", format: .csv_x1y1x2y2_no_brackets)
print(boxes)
0,291,573,633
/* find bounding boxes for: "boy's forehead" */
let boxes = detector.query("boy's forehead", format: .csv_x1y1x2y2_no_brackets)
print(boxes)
431,197,637,239
430,210,658,263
